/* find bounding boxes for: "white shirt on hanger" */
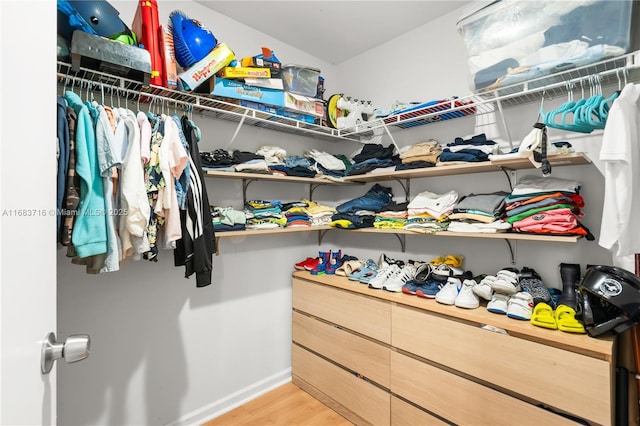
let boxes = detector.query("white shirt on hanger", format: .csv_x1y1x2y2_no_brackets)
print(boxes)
599,82,640,266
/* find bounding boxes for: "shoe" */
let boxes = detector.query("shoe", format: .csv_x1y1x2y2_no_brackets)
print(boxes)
557,263,580,310
310,251,331,275
429,256,445,266
531,302,557,330
416,278,445,299
435,277,462,305
369,264,401,290
455,279,480,309
555,304,586,333
487,293,510,314
432,264,455,282
402,279,420,295
507,292,534,320
490,269,520,295
348,259,377,281
384,263,418,293
519,267,552,305
473,276,494,301
413,263,433,285
336,260,363,277
294,257,317,271
325,250,342,275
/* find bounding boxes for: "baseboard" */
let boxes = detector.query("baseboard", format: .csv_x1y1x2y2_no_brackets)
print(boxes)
166,368,292,426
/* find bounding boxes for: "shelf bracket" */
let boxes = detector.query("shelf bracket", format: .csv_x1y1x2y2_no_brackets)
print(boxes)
226,109,249,149
390,178,410,202
494,94,513,150
503,239,517,265
395,233,407,253
382,123,401,156
241,178,258,205
318,229,330,246
498,167,517,191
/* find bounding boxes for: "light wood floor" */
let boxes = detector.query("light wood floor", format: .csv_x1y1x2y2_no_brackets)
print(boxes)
202,382,353,426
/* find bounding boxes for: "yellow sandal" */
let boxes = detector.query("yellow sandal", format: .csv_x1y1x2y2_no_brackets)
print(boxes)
530,302,557,330
555,304,586,334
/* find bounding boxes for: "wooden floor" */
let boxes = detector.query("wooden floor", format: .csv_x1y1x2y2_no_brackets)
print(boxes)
203,382,353,426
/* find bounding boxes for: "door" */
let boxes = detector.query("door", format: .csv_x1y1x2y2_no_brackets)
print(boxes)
1,2,58,424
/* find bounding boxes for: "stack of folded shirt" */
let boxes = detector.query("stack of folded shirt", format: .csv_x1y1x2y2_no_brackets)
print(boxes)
200,149,267,173
505,176,593,239
244,200,286,229
269,155,316,178
304,149,350,179
404,190,458,233
447,191,511,233
210,206,246,232
282,201,312,228
397,140,442,170
348,143,400,175
374,202,408,230
439,133,501,163
304,200,337,226
331,184,395,229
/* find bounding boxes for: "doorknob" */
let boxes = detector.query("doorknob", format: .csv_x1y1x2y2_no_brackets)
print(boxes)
41,332,90,374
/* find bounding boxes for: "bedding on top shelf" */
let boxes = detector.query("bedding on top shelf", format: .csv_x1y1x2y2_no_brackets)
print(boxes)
457,0,635,93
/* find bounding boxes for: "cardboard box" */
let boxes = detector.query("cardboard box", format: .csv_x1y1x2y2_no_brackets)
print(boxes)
238,100,318,124
206,77,324,117
178,42,235,91
243,78,283,90
219,66,271,79
159,25,178,89
240,55,281,77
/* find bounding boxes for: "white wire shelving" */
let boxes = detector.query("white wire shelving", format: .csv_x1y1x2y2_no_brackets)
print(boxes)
57,50,640,143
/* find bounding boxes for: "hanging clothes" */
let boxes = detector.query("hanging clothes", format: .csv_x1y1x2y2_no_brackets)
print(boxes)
599,82,640,269
174,115,215,287
60,105,80,251
56,96,70,243
63,91,108,258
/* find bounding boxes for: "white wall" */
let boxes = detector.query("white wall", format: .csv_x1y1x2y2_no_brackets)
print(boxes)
57,1,624,425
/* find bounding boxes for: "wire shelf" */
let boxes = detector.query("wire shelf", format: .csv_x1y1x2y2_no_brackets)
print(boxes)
57,50,640,141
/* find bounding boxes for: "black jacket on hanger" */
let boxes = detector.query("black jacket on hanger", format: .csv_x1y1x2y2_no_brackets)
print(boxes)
174,115,215,287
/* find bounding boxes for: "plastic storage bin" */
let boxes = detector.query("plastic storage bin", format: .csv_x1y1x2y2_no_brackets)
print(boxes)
281,64,321,97
457,0,634,92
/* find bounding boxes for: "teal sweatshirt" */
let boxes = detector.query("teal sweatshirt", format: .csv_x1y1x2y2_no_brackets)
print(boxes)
64,91,108,257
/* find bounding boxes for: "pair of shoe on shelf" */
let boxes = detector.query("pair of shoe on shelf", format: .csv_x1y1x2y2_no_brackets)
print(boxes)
401,255,465,299
531,263,585,333
294,250,357,276
435,274,482,309
367,254,416,293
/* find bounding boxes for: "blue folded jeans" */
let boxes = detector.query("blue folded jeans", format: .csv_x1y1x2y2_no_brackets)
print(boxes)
336,184,393,214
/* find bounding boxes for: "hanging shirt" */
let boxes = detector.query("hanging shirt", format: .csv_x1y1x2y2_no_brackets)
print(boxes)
64,91,108,258
599,83,640,259
56,97,70,243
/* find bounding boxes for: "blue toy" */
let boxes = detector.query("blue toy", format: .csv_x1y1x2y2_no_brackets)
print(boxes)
168,10,218,68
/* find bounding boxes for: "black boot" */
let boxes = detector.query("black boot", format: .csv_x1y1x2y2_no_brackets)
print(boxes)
557,263,581,310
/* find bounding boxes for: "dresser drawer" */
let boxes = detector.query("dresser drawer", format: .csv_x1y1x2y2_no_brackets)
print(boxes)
292,278,391,343
391,396,448,426
391,351,577,425
293,311,390,388
392,305,611,425
293,344,390,426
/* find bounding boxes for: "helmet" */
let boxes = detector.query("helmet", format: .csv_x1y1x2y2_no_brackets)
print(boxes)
576,265,640,337
58,0,136,45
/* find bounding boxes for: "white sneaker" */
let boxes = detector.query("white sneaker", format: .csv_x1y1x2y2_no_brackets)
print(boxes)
369,264,401,290
435,277,462,305
383,263,417,293
472,276,494,301
455,279,480,309
507,291,534,320
487,293,510,314
490,269,520,295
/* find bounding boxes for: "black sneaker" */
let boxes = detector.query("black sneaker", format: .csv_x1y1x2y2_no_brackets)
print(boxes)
518,267,552,305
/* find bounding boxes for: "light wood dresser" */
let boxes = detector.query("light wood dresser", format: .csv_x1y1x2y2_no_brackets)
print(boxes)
291,270,620,425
